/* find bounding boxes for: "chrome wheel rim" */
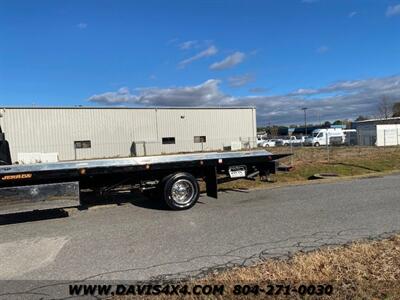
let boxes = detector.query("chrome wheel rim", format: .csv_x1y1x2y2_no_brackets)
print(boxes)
171,179,195,205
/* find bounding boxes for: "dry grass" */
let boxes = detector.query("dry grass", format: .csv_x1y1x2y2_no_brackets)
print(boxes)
116,234,400,299
197,234,400,299
217,146,400,191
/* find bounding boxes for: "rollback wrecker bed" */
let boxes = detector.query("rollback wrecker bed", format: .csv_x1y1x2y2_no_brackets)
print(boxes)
0,150,290,214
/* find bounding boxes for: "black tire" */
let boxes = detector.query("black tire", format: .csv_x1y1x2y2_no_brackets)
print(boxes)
162,172,199,210
314,142,320,147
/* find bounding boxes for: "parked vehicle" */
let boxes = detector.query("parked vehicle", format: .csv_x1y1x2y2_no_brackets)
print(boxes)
257,135,276,147
261,140,276,147
305,128,356,146
281,136,304,146
256,135,268,147
300,136,310,143
0,131,290,213
270,138,284,146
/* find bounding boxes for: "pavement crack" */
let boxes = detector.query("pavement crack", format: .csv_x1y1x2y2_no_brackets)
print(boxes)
80,228,397,282
2,229,399,300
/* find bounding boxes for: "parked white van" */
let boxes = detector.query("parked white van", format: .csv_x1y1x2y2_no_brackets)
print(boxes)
305,128,355,146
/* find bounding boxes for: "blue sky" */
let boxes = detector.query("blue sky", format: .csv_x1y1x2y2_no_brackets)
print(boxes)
1,0,400,124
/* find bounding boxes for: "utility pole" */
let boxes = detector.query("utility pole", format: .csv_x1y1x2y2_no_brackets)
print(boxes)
302,107,308,136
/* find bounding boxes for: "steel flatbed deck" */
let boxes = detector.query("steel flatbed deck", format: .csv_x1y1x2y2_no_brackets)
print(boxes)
0,150,290,213
0,150,283,175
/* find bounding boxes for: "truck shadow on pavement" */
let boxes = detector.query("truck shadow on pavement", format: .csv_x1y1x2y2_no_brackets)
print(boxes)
78,189,249,211
0,209,69,225
79,190,170,211
0,188,249,225
0,191,158,225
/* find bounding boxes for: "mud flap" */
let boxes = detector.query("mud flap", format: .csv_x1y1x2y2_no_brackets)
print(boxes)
0,182,80,215
205,166,218,199
0,140,11,165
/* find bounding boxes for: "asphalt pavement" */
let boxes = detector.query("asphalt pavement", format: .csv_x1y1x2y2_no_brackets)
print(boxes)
0,174,399,297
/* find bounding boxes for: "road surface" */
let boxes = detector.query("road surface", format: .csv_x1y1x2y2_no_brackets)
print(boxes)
0,174,399,297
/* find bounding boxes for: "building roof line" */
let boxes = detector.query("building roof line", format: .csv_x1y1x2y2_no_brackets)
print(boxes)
355,116,400,123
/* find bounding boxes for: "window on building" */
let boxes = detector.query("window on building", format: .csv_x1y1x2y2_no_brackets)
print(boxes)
162,137,175,144
194,136,206,143
74,140,91,149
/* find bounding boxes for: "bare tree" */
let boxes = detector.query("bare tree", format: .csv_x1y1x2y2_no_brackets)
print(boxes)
270,126,279,137
377,95,393,119
355,115,368,121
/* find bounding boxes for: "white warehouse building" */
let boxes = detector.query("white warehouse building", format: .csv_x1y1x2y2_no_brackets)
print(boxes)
0,107,257,163
355,117,400,146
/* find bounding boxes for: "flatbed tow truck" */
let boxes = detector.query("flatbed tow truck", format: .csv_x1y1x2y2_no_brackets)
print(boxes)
0,132,290,214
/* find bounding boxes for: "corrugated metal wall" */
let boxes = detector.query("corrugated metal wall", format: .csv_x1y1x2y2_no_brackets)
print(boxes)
0,107,256,162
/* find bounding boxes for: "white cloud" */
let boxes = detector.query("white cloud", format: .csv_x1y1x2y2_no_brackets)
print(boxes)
289,88,318,96
77,23,87,29
89,75,400,125
386,4,400,17
88,87,133,105
179,40,198,50
238,75,400,124
316,45,329,54
228,74,255,88
210,52,246,70
89,79,229,106
348,11,358,18
178,46,218,68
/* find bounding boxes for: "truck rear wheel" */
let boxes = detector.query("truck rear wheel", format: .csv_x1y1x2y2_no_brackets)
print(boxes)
162,172,199,210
